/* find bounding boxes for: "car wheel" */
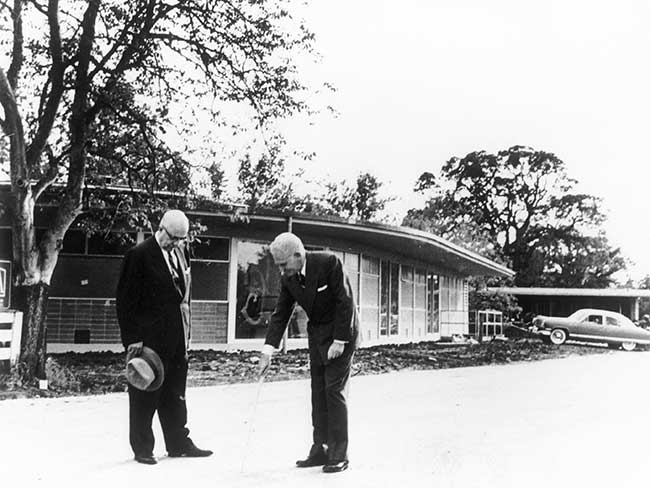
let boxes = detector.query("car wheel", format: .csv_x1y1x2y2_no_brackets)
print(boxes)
549,328,567,345
621,342,637,351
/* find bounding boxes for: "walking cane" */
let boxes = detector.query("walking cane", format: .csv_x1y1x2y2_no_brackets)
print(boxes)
240,375,265,473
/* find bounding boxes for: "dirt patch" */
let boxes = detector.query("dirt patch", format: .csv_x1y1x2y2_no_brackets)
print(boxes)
0,338,614,400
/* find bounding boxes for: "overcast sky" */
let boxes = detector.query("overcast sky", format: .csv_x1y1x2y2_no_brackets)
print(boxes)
270,0,650,283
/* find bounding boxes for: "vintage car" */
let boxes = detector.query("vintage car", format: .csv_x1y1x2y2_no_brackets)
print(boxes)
529,308,650,351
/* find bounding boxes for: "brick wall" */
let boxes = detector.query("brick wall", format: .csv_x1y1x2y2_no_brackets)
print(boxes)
45,298,228,345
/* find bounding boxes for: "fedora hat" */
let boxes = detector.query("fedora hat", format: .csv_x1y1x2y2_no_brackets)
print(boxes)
126,346,165,391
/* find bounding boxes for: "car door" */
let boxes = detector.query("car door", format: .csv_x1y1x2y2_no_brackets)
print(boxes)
603,314,625,342
576,313,605,339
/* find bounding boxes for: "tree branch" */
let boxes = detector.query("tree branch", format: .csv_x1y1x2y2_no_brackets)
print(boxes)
7,0,23,91
25,0,65,169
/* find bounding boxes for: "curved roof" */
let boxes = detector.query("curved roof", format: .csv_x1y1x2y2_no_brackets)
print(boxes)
192,209,513,277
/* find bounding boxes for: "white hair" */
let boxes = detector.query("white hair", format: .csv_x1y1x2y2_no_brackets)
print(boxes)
270,232,305,260
159,209,189,233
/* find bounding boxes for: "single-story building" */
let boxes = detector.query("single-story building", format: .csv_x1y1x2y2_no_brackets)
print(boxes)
0,204,513,352
488,287,650,321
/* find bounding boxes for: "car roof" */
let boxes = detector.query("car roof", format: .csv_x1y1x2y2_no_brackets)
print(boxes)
575,308,623,316
572,309,633,321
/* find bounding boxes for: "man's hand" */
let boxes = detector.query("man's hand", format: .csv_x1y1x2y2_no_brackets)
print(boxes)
258,353,272,377
127,341,144,360
327,341,345,360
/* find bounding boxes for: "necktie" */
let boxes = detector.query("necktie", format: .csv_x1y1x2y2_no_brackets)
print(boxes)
168,251,185,296
297,273,306,287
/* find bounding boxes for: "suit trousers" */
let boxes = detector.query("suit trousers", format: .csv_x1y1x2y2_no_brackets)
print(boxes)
128,358,190,457
309,344,354,462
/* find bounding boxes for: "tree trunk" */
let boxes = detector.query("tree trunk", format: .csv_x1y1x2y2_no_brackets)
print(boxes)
14,283,50,382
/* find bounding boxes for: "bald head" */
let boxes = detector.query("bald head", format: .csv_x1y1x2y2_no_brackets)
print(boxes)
157,209,189,250
270,232,305,277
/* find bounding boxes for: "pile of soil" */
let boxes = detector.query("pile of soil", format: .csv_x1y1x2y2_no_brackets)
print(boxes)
0,338,612,400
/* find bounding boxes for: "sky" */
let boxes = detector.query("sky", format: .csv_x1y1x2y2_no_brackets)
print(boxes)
3,1,648,283
265,0,650,283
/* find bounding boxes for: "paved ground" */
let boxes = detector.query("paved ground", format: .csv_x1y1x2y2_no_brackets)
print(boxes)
2,352,650,488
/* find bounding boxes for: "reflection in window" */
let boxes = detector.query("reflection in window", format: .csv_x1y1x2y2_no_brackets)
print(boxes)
191,236,229,261
427,274,439,334
380,260,389,336
361,256,380,341
390,262,399,335
87,232,137,255
605,316,620,326
235,240,307,340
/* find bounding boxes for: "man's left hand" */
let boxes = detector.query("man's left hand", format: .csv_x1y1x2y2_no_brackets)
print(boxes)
327,341,345,360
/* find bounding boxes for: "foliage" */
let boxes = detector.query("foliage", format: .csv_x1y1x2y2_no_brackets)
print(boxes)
638,275,650,319
468,288,521,317
404,145,625,287
0,0,317,382
322,172,393,221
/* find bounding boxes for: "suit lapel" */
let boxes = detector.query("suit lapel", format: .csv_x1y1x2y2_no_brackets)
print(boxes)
301,253,318,315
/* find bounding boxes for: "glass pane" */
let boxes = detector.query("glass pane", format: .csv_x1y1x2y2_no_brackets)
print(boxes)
401,265,413,281
344,252,360,271
390,263,399,335
400,309,413,329
361,307,379,334
191,261,229,301
401,279,413,307
415,284,426,309
415,268,426,284
380,260,389,316
191,236,229,261
236,241,295,339
415,310,426,333
348,270,359,301
362,256,379,275
87,232,137,255
361,274,379,307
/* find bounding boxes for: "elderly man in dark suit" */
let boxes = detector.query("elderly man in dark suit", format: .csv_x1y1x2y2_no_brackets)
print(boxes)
259,232,359,473
116,209,212,465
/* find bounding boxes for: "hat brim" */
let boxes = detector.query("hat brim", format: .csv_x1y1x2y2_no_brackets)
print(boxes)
127,346,165,392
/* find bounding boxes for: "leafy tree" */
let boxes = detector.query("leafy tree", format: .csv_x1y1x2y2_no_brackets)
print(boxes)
323,172,393,221
404,145,625,287
638,275,650,319
0,0,315,382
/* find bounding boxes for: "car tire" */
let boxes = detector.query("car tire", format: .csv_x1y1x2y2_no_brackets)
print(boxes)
549,328,567,345
621,342,637,351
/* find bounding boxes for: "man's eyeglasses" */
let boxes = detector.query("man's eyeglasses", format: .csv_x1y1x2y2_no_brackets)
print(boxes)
162,226,187,243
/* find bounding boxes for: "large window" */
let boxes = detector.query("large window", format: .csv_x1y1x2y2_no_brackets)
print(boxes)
189,236,230,301
427,273,440,334
400,265,414,338
235,240,308,340
361,256,380,341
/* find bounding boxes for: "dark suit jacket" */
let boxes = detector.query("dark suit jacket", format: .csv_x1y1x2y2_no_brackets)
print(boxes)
116,236,191,360
265,252,359,361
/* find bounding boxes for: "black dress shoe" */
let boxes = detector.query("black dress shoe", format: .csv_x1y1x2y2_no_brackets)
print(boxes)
296,445,328,467
323,459,349,473
134,455,157,465
168,444,213,458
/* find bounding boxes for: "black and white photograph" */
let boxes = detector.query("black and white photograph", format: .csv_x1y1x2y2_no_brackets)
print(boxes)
1,1,649,487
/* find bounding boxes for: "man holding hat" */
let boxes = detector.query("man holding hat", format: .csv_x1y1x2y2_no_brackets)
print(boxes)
116,209,212,465
258,232,359,473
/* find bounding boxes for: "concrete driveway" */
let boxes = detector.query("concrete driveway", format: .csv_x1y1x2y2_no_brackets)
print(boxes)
1,351,649,488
